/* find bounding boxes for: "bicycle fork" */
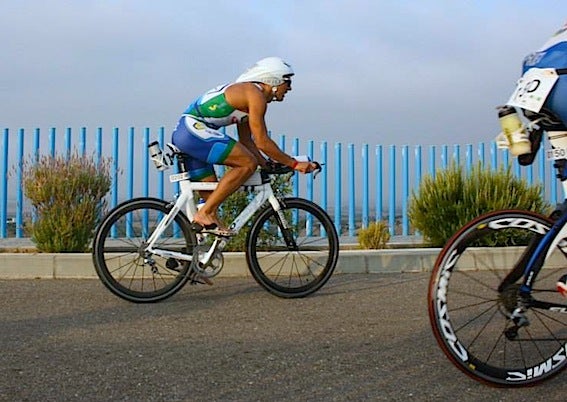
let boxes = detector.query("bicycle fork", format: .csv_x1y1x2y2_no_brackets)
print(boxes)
501,204,567,338
267,196,298,250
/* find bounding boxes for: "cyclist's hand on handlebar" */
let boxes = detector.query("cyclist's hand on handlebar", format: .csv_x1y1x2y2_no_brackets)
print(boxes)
295,161,321,175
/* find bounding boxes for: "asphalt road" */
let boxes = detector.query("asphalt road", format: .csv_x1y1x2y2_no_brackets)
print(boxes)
0,273,563,401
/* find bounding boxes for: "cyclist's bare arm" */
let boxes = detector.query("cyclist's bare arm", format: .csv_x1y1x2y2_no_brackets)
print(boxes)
236,122,268,167
227,82,316,173
240,84,296,166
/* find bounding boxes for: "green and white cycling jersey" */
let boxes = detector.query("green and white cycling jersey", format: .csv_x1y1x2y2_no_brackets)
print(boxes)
184,83,248,128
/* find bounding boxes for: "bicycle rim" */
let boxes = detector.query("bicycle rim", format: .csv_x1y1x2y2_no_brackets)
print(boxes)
428,210,567,386
93,198,197,303
246,198,339,298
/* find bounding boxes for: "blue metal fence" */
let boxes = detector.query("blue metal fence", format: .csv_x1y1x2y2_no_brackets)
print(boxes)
0,126,561,239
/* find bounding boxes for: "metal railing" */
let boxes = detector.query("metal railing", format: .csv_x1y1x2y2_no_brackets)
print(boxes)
0,126,560,239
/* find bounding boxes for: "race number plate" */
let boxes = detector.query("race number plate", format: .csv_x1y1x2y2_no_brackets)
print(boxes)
507,68,559,113
546,147,567,161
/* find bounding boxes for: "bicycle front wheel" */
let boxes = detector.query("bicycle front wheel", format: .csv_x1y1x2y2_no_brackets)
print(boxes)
246,197,339,298
92,198,197,303
428,210,567,387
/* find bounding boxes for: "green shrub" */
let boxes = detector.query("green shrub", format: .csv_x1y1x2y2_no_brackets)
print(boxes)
22,152,111,252
218,170,293,251
408,162,550,247
358,221,391,249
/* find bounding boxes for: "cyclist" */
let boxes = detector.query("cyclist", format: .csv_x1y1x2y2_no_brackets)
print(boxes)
171,57,318,236
522,21,567,128
521,21,567,296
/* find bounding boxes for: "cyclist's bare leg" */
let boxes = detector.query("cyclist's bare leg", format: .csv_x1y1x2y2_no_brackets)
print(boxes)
192,143,257,230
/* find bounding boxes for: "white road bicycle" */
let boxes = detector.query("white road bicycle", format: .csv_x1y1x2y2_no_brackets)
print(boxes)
92,143,339,303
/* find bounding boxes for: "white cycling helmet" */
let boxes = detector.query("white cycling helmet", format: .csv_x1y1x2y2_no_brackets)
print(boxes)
235,57,294,86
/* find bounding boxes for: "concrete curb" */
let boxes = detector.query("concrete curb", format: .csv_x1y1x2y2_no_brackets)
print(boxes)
0,249,441,279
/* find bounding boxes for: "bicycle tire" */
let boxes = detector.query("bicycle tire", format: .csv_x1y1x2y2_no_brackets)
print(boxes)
92,197,197,303
246,197,339,298
428,210,567,387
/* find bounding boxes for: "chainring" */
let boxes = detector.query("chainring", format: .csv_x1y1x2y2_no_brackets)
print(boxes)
191,245,224,278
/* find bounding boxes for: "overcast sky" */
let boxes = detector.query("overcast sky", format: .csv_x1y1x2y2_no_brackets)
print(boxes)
1,0,565,146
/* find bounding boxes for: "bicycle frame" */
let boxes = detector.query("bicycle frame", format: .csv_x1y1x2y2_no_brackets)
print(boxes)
144,170,288,266
507,135,567,313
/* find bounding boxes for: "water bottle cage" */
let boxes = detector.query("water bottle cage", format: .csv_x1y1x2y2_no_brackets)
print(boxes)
148,141,174,171
494,117,543,150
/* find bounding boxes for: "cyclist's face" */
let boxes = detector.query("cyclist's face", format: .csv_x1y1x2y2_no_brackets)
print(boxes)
273,79,292,102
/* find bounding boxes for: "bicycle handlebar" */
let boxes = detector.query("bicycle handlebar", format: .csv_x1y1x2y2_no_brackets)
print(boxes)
262,161,323,178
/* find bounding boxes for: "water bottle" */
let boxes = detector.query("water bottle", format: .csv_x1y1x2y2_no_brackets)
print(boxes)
497,106,531,156
197,198,206,210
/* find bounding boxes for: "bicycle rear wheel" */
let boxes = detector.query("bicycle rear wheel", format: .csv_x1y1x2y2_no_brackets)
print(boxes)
92,198,197,303
246,197,339,298
428,210,567,387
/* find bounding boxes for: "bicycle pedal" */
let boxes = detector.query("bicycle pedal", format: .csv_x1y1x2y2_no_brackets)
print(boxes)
190,222,236,237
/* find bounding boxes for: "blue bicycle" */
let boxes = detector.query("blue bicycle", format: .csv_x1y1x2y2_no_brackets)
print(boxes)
429,99,567,386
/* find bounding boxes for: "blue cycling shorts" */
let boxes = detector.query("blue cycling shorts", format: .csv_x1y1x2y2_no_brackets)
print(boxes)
171,115,236,180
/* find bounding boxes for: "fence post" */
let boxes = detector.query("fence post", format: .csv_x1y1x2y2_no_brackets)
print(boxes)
441,145,448,169
320,141,328,211
389,145,396,236
478,142,485,166
334,143,342,235
158,128,165,200
80,127,87,155
402,145,409,236
34,128,40,162
415,145,422,190
16,129,24,238
292,138,299,198
112,128,119,209
453,144,460,165
414,145,422,236
0,129,8,238
65,127,72,158
348,144,355,236
429,145,436,178
307,140,314,202
143,128,150,198
490,141,498,169
375,145,383,222
466,144,473,173
127,128,135,201
49,127,56,157
96,128,103,165
362,144,369,230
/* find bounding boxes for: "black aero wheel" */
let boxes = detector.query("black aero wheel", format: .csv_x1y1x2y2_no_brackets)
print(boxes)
428,210,567,387
92,198,197,303
246,197,339,298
